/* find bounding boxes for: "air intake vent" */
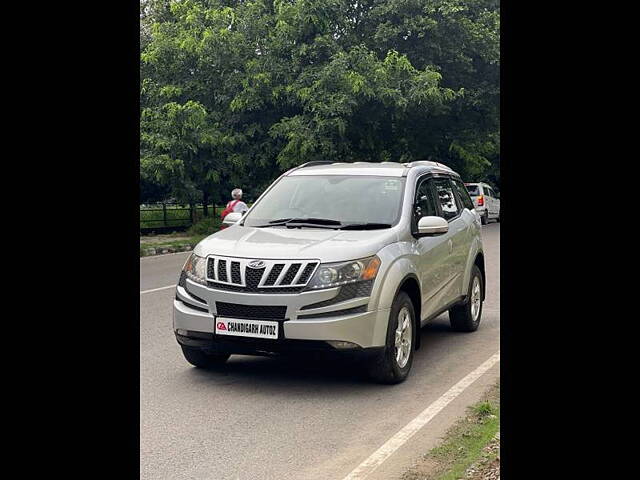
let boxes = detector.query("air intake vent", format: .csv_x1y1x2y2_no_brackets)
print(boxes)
216,302,286,320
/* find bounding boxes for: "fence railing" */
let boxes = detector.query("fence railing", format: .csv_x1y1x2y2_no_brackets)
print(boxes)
140,203,221,234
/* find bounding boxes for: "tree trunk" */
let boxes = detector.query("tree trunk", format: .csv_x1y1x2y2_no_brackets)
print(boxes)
202,191,209,217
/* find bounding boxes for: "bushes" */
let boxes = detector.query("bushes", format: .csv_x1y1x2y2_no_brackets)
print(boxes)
187,216,222,236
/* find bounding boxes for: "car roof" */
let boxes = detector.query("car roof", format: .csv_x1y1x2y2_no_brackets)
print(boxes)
287,161,457,178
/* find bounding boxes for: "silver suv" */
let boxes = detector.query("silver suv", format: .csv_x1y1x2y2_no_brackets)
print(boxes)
174,161,485,383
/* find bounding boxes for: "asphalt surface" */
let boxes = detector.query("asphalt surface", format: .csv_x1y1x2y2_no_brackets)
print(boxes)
140,222,500,480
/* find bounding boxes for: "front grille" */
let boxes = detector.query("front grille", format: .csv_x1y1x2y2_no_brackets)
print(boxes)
281,263,301,285
246,267,266,289
298,263,316,284
216,302,287,320
217,260,228,282
264,264,284,285
231,261,241,284
205,256,319,293
301,280,374,310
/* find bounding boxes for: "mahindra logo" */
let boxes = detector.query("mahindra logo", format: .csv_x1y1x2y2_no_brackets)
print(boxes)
247,260,266,269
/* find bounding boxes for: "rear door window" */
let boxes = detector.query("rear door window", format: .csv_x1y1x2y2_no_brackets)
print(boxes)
433,178,459,221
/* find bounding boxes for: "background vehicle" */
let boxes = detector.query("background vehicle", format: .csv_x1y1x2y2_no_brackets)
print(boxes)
464,182,500,225
174,161,485,384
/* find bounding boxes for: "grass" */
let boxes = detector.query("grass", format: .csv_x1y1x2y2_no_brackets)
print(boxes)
402,381,500,480
140,213,224,256
139,234,208,257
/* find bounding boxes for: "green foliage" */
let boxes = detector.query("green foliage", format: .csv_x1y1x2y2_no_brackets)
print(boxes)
187,216,222,235
141,0,500,202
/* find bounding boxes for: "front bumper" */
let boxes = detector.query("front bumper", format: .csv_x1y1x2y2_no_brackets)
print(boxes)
173,278,391,349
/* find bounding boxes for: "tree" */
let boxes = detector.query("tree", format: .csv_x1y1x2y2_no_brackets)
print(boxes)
140,0,500,204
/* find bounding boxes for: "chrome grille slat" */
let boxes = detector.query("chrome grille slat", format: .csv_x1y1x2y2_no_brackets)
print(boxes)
271,265,290,287
290,264,306,285
263,264,284,285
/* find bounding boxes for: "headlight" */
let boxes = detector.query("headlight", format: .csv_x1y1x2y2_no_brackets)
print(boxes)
182,253,207,285
307,256,381,290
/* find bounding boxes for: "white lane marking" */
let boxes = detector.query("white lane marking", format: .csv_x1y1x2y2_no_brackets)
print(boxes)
140,284,176,295
342,351,500,480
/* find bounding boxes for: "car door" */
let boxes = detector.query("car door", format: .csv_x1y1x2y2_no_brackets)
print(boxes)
451,178,480,293
413,175,452,323
432,177,468,305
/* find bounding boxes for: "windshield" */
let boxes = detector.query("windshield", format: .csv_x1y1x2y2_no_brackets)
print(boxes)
243,175,406,229
465,184,480,196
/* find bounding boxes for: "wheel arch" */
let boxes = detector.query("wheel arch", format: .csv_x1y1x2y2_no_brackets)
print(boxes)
395,274,422,350
473,252,486,300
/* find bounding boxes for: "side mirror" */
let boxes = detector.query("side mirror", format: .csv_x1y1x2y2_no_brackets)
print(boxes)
222,212,243,227
417,216,449,236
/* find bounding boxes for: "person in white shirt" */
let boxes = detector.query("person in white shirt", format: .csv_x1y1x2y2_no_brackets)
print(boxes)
228,188,248,214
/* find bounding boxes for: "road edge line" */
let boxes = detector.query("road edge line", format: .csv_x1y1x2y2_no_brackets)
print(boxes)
342,351,500,480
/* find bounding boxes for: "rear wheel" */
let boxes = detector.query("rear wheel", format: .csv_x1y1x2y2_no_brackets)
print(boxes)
449,265,484,332
368,291,415,384
481,211,489,225
181,345,230,369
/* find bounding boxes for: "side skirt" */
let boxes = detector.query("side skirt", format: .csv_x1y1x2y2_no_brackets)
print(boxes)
419,294,467,327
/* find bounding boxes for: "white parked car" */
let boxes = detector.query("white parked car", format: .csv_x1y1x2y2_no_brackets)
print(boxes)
464,182,500,225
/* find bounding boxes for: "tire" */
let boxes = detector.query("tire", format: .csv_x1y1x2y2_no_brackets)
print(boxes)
481,211,488,225
368,291,416,384
449,265,484,332
181,345,230,369
496,211,500,223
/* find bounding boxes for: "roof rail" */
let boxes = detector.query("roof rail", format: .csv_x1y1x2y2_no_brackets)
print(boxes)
403,160,454,171
296,161,336,169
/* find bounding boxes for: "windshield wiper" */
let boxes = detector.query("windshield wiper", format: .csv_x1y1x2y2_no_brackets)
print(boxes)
338,222,392,230
253,217,343,229
270,217,342,225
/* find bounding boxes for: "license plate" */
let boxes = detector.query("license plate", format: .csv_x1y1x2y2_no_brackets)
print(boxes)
215,318,279,339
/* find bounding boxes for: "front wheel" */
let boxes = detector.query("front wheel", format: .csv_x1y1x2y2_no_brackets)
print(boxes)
449,265,484,332
181,345,230,369
368,291,416,384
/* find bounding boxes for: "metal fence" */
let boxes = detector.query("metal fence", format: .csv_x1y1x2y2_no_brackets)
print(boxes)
140,203,221,234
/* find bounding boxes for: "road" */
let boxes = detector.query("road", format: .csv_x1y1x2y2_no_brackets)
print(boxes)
140,223,500,480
